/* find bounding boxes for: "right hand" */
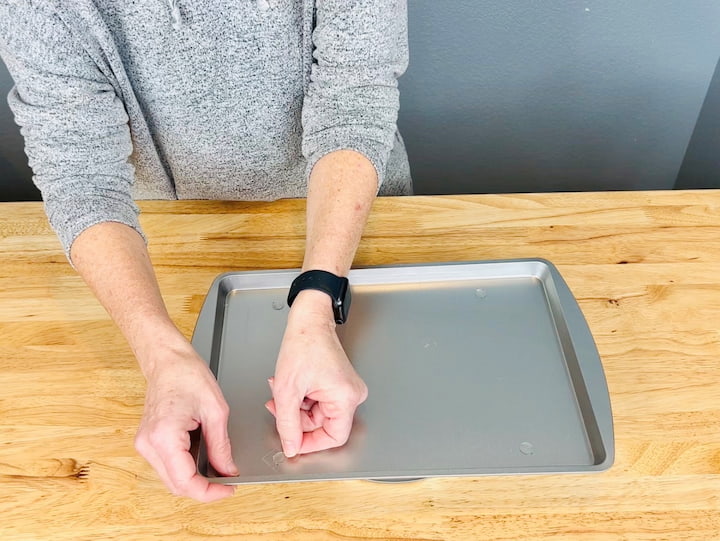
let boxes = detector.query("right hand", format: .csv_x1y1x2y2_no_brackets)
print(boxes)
134,343,237,502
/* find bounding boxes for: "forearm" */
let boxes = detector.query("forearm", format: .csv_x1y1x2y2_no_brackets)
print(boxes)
70,222,188,378
292,150,378,318
302,149,377,274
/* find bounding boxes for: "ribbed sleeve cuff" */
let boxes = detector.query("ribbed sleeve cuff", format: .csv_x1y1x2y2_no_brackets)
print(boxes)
44,194,145,263
304,133,391,191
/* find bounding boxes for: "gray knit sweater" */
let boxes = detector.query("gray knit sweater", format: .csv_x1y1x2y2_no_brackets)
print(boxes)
0,0,411,254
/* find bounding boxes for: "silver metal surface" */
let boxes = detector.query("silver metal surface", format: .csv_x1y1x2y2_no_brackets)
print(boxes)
191,260,614,484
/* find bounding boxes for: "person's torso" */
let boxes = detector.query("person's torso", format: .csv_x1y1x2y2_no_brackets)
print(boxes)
87,0,313,199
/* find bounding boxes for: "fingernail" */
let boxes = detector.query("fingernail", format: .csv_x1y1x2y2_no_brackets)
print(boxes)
228,463,239,476
282,440,297,458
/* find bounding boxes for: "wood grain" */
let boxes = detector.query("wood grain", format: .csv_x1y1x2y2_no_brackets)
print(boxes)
1,191,719,540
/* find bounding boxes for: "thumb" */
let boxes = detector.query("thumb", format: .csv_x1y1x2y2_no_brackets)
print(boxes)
273,388,303,458
202,409,239,476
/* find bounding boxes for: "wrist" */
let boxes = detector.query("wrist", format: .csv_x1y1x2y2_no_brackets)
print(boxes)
288,289,337,327
130,318,194,380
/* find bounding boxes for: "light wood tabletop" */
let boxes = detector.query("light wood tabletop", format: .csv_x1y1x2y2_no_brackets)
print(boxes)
1,191,719,540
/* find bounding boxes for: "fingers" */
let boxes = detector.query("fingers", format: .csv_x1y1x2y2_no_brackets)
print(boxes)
265,398,357,455
135,434,174,488
265,399,324,432
268,377,318,456
298,404,356,455
201,403,239,477
267,373,367,456
265,397,317,417
267,379,313,411
162,444,234,503
272,388,304,458
135,423,235,502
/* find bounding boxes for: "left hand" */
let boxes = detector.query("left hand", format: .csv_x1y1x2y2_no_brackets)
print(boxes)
265,289,368,458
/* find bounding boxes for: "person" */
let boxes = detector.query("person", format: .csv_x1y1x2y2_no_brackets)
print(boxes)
0,0,411,502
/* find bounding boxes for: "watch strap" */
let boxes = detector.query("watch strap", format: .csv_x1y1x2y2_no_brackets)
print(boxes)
286,270,350,324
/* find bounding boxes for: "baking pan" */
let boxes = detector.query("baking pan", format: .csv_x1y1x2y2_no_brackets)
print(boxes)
191,259,614,484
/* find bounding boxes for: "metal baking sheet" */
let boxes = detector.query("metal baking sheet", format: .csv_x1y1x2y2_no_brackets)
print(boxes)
191,259,614,484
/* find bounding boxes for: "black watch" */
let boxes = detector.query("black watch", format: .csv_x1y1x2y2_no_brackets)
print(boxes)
287,270,351,324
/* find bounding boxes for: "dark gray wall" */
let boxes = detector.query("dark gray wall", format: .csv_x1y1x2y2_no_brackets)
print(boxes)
676,53,720,189
398,0,720,194
1,1,720,201
0,60,38,201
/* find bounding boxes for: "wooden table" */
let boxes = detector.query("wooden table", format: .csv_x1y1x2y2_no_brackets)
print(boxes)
1,191,719,540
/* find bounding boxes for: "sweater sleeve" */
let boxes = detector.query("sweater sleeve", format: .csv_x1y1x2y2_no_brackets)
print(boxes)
0,3,142,258
301,0,409,188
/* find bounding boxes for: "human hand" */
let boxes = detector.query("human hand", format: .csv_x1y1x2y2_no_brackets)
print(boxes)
265,290,368,458
134,343,237,502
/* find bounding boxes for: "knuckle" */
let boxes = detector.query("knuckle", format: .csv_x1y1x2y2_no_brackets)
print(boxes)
357,382,369,403
173,488,193,500
345,375,367,398
333,381,355,399
322,401,344,417
206,401,230,423
172,478,190,496
146,429,164,448
218,401,230,418
134,434,149,455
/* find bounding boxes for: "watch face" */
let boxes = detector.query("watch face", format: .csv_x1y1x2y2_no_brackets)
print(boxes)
337,281,351,324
